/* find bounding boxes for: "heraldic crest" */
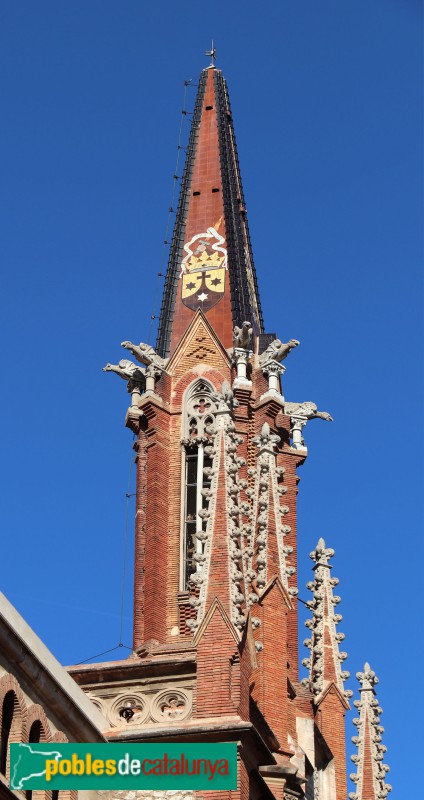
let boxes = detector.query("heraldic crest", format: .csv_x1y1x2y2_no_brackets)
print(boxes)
180,223,228,312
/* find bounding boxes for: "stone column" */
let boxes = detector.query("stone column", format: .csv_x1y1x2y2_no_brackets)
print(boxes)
232,348,252,385
128,381,143,408
145,365,162,393
290,416,307,449
261,360,285,397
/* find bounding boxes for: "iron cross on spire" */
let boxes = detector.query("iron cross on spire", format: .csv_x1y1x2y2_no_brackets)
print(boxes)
205,41,216,67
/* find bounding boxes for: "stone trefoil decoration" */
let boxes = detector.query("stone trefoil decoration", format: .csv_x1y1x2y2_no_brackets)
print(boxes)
103,341,169,404
284,402,333,450
302,538,351,699
259,337,299,397
349,664,392,800
88,688,192,728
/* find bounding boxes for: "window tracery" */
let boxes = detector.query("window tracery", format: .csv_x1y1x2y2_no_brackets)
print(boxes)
181,380,216,590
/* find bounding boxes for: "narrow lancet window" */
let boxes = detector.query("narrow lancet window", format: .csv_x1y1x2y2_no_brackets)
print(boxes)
182,381,215,590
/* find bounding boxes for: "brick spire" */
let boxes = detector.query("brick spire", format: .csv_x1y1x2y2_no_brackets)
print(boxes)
302,537,351,699
156,66,264,358
95,62,384,800
349,664,392,800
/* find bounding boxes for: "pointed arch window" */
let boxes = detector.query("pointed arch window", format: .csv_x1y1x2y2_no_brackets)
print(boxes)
182,381,216,590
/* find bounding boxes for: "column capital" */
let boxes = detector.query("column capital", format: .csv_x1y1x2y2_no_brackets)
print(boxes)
231,347,253,387
261,358,286,378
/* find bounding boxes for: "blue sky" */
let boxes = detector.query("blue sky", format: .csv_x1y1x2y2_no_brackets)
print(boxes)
0,1,422,793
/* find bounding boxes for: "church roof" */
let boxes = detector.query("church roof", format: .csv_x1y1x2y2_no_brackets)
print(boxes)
156,66,264,358
0,592,108,740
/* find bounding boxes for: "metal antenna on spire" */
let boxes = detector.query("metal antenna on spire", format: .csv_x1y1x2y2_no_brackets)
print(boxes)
205,41,216,67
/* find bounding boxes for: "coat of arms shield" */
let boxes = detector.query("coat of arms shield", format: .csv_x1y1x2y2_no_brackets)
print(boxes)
180,226,228,312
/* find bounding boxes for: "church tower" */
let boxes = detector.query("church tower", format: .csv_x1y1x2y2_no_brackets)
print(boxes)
69,61,391,800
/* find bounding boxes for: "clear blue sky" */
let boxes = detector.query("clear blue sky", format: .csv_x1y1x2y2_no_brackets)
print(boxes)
0,1,422,794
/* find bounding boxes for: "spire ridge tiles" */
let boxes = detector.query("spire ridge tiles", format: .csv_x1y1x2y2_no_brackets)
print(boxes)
156,66,263,358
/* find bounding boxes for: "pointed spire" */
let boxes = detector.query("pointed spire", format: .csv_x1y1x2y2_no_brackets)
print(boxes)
349,663,392,800
302,537,352,698
156,66,263,358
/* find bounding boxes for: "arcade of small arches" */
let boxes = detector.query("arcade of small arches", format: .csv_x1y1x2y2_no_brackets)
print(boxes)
0,673,75,800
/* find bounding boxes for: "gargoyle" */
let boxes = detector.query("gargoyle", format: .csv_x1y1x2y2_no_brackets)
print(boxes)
233,321,253,349
284,401,333,422
121,341,168,371
259,337,300,366
102,359,145,384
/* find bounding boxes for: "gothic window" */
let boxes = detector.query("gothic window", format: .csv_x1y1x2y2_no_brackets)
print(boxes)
184,380,215,440
182,381,216,590
183,447,213,588
0,691,14,775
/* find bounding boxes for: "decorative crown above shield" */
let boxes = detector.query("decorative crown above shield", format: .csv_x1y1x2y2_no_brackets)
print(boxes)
180,224,228,312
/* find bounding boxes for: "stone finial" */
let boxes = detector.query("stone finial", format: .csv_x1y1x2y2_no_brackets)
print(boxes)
211,380,238,412
309,537,335,565
252,422,281,450
357,662,379,692
302,537,351,699
349,664,392,800
258,337,300,367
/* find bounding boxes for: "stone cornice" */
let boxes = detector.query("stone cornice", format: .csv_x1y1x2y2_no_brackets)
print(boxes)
107,715,276,764
67,652,197,685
